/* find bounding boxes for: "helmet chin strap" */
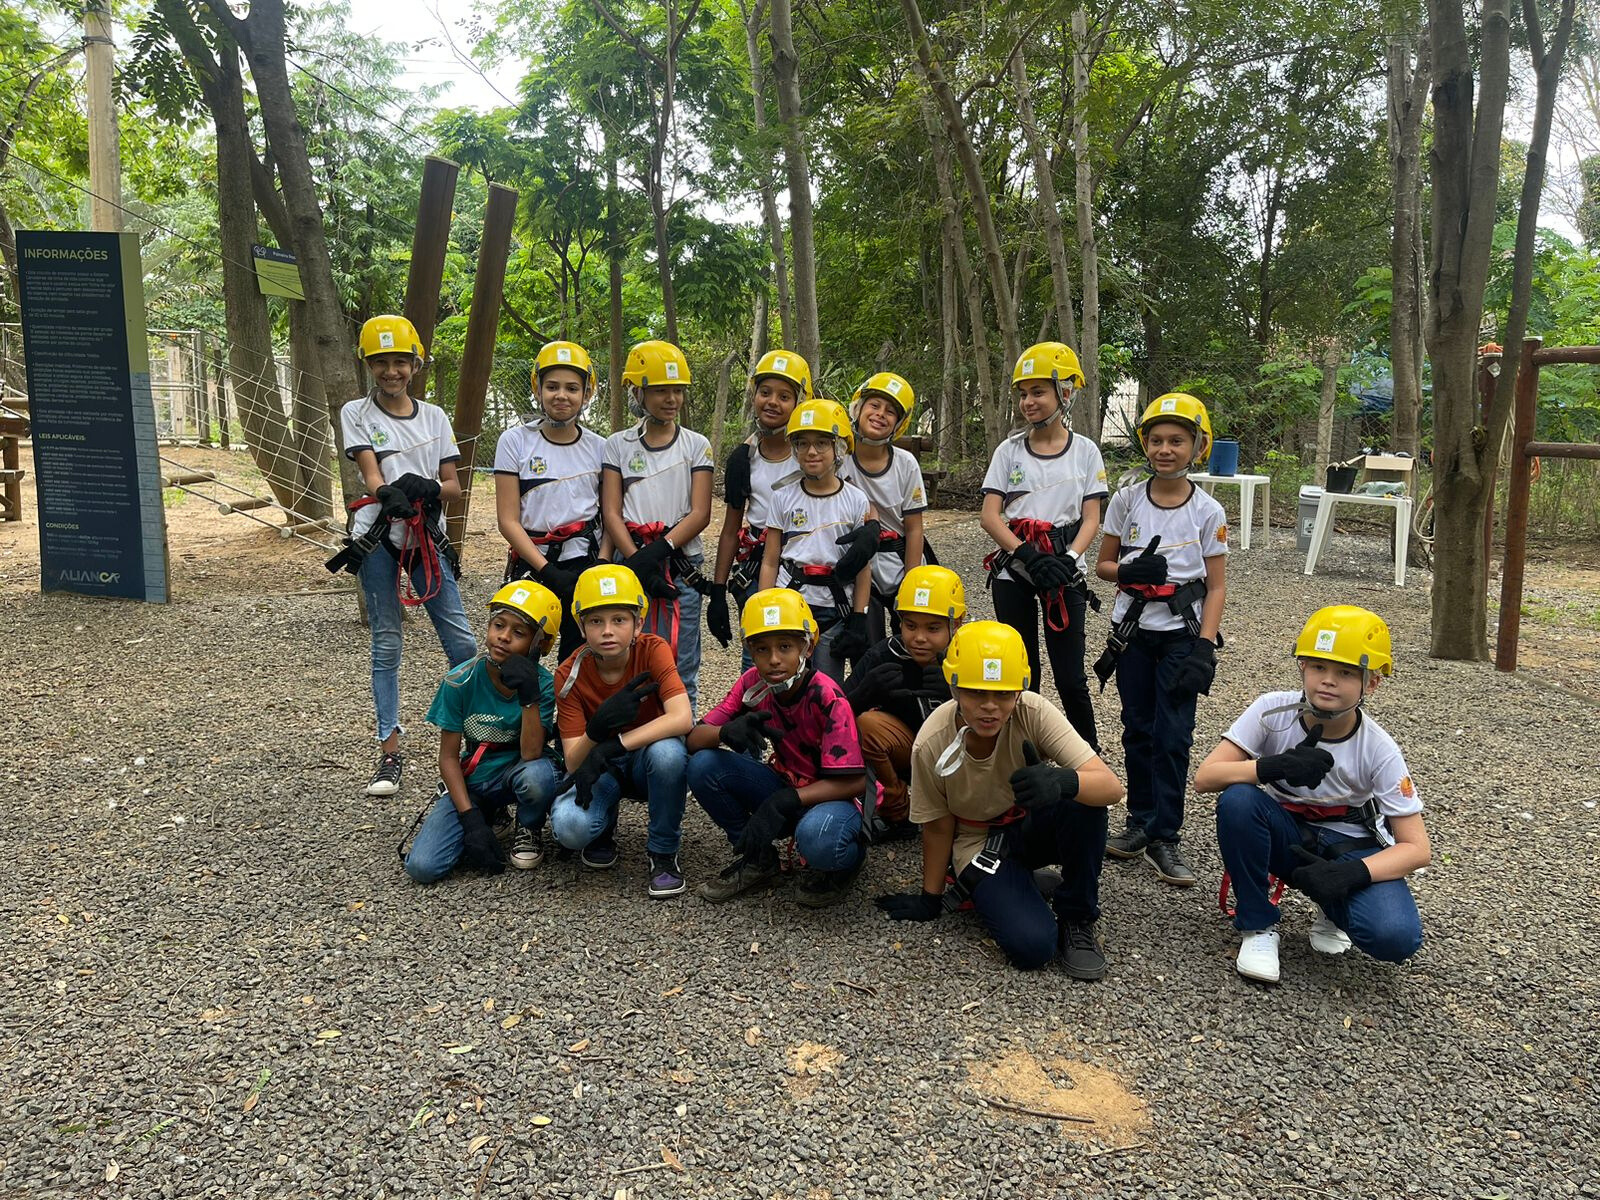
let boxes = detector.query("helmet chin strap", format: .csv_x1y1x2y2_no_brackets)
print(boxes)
1028,377,1072,431
743,661,813,704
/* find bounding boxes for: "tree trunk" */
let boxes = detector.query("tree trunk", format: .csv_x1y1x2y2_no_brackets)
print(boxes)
606,139,626,432
939,222,960,465
289,300,334,521
1011,54,1078,356
220,0,364,517
1070,6,1102,438
711,344,740,468
768,0,820,370
1425,0,1513,660
1388,30,1431,458
741,0,793,349
1315,342,1340,481
903,0,1020,373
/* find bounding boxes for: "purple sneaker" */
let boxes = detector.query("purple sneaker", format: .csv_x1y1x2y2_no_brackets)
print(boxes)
648,853,686,898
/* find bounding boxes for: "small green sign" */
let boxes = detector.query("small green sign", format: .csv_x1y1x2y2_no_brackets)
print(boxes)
252,243,304,300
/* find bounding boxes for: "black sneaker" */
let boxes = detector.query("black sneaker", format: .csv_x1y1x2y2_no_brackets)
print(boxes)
365,751,403,797
1147,840,1197,888
647,853,686,898
580,837,619,870
696,856,778,903
1059,921,1107,981
1104,825,1149,860
795,858,864,909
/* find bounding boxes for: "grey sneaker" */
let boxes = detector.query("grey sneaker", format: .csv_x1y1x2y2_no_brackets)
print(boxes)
365,751,403,797
509,824,544,870
696,856,778,903
1309,908,1352,954
1147,840,1197,887
795,858,864,909
1105,825,1150,860
1059,921,1107,981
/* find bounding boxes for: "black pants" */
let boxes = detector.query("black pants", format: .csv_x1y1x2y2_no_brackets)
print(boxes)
991,576,1098,751
1117,629,1202,843
961,800,1109,970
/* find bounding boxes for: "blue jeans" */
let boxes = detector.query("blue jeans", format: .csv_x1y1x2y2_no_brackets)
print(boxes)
687,749,864,872
810,606,851,686
731,576,758,672
1116,630,1202,843
965,799,1108,969
359,546,478,741
549,738,688,857
403,757,562,883
642,554,703,709
1215,783,1424,962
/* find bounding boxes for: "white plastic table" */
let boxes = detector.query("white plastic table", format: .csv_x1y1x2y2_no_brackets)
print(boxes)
1301,491,1414,587
1188,472,1270,550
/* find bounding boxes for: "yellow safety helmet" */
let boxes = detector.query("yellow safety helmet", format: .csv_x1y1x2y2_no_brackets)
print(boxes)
1293,605,1394,677
571,564,649,623
895,565,966,621
359,315,425,361
942,620,1031,691
850,372,915,445
533,340,596,391
1138,392,1214,466
750,349,813,403
622,340,692,390
1012,342,1084,392
740,587,818,646
787,398,854,454
488,580,563,651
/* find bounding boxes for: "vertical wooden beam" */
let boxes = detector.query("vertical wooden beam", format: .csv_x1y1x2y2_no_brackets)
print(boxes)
85,0,122,232
444,183,517,555
404,156,460,400
1494,337,1541,672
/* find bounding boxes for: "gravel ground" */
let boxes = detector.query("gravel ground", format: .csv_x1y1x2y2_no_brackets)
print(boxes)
2,459,1599,1199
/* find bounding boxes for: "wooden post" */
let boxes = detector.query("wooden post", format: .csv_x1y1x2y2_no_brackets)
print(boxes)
194,330,213,447
404,156,459,401
1314,343,1338,482
85,0,122,232
1494,337,1540,672
1477,346,1504,572
444,183,518,555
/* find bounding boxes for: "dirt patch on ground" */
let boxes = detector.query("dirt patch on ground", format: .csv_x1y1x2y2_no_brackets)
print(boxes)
784,1041,847,1100
965,1043,1151,1146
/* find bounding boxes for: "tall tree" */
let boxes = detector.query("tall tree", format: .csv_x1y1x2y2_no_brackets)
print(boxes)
1387,27,1431,457
767,0,819,367
737,0,792,347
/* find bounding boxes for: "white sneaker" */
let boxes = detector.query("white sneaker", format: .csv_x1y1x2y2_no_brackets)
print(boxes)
1236,930,1281,984
1309,908,1352,955
509,825,544,870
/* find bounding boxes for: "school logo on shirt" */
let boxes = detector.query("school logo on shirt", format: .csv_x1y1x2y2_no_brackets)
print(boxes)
1127,522,1140,545
1008,465,1025,486
369,427,390,448
911,486,925,506
791,508,809,528
529,456,549,476
1399,775,1416,798
1097,468,1107,482
629,451,647,473
1216,523,1228,544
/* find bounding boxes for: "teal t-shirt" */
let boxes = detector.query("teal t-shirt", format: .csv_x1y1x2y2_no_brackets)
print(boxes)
425,655,558,776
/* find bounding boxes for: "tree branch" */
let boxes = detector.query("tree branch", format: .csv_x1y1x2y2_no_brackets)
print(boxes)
500,294,553,345
587,0,664,70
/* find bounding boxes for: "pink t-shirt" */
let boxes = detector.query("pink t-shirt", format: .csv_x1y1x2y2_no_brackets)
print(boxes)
703,668,866,789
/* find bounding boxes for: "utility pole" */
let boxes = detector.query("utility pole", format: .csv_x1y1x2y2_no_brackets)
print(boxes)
85,0,122,232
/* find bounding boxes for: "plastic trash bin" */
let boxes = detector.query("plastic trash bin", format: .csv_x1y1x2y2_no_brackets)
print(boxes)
1297,486,1323,552
1209,438,1239,476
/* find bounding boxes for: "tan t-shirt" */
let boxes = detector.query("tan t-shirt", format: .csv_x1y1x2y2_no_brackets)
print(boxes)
910,691,1098,872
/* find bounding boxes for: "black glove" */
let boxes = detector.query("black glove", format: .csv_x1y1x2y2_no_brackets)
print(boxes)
496,653,542,708
457,806,505,874
394,473,442,507
572,737,627,809
706,582,732,648
846,661,905,711
917,662,950,699
875,891,943,921
833,519,883,582
1013,541,1073,590
375,484,414,521
831,612,871,664
720,709,776,757
586,672,660,742
536,558,580,602
1256,724,1335,788
1168,638,1217,698
1288,845,1371,910
624,537,674,580
1117,535,1168,586
736,787,803,858
1008,740,1080,810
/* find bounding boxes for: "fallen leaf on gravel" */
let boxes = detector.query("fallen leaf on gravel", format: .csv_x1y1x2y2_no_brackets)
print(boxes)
659,986,683,998
744,1026,762,1046
242,1093,260,1114
482,998,495,1012
675,1103,687,1117
961,1001,981,1013
1343,1017,1352,1029
104,1162,119,1182
468,1135,490,1153
445,1112,457,1125
301,995,315,1005
530,1114,552,1127
57,914,70,926
572,1080,583,1099
1189,1034,1205,1043
750,941,760,955
620,1008,643,1018
569,1038,591,1053
791,981,809,991
662,1147,685,1172
670,1069,695,1084
614,1189,629,1200
520,941,530,952
347,901,365,911
501,1014,522,1030
424,1003,444,1015
316,1029,341,1040
445,1044,474,1055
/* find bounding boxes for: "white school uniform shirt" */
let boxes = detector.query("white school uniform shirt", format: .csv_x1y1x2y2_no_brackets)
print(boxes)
839,447,928,595
339,392,459,549
734,438,800,532
1101,479,1228,632
602,423,714,558
492,422,606,562
768,478,871,611
1223,690,1423,845
980,429,1109,582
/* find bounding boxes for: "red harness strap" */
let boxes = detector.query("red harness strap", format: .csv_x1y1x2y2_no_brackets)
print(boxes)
507,518,593,579
626,520,681,652
349,496,444,607
735,525,765,563
954,805,1026,830
983,518,1073,633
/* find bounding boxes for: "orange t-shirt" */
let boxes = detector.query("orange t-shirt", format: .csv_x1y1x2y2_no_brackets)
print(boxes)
553,633,687,741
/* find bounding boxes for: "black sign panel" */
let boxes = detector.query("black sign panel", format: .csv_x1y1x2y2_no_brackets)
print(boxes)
17,230,169,602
